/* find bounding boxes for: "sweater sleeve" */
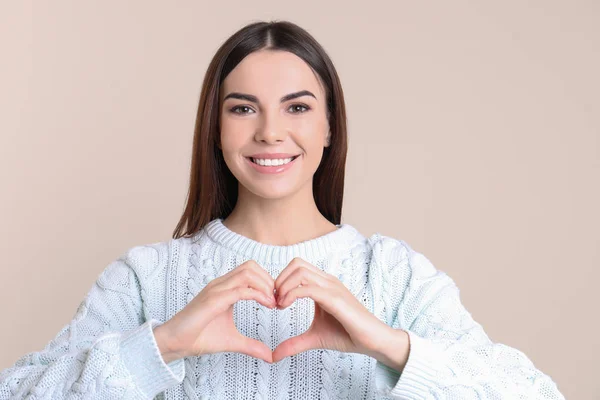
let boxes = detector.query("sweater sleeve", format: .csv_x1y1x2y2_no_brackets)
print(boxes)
0,246,186,399
372,240,566,399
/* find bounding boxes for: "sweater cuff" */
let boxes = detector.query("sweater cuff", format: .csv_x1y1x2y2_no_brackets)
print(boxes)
120,319,186,398
374,330,441,399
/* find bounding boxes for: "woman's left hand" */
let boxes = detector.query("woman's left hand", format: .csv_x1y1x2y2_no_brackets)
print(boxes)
272,257,404,364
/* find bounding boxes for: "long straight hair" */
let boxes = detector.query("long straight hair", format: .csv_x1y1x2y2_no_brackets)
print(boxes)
172,20,348,239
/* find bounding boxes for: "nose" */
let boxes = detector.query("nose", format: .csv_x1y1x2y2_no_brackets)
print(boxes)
254,109,286,144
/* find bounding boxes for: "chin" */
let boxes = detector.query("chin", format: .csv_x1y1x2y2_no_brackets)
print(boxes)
245,183,299,200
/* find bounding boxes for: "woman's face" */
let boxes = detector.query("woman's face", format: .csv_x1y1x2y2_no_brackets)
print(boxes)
219,49,330,200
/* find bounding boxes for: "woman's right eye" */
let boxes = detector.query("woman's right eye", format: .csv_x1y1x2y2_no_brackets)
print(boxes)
230,105,255,115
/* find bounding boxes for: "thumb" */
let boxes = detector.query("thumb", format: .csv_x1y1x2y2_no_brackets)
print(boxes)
229,332,273,364
272,330,320,363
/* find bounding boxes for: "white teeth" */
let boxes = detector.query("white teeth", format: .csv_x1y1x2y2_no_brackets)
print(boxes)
251,157,294,166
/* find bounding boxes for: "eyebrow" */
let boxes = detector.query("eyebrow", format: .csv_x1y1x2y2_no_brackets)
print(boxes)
223,90,317,104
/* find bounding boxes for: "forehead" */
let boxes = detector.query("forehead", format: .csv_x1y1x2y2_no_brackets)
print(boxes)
221,50,324,100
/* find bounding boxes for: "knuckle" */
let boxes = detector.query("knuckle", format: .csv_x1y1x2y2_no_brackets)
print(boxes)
240,269,254,280
204,279,215,290
249,260,261,269
235,261,249,272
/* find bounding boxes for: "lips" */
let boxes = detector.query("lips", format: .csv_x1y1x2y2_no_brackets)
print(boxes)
246,153,301,159
245,153,301,174
246,155,300,163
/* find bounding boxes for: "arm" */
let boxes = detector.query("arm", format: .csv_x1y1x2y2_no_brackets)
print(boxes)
371,239,565,399
0,245,185,399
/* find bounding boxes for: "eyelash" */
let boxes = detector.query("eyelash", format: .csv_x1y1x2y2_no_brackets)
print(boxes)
229,104,311,115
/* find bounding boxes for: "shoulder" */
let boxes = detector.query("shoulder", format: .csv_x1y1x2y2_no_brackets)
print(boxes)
358,231,452,326
122,239,172,273
97,239,173,293
362,232,438,279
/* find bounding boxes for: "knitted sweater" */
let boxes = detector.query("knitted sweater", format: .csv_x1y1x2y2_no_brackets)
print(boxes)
0,218,565,400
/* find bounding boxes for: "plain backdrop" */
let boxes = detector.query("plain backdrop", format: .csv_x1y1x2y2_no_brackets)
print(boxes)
1,1,598,398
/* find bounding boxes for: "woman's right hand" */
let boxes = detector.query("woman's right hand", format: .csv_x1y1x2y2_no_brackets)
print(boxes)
154,260,277,363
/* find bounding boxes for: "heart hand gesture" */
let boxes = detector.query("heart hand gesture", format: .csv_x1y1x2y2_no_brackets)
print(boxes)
156,257,406,370
272,257,392,363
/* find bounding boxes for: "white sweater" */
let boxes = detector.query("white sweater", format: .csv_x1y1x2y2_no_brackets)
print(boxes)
0,218,565,399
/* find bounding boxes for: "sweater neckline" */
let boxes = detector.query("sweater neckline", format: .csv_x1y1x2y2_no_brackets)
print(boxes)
199,218,359,265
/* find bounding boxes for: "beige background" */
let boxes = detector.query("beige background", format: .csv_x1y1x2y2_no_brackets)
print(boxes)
1,1,598,398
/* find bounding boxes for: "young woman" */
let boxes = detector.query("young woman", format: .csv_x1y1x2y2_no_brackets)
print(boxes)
0,21,565,400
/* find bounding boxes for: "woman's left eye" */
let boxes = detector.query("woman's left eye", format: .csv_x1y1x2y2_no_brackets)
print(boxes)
288,104,310,113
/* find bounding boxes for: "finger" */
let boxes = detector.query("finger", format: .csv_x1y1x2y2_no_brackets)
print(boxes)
272,330,320,363
230,331,274,364
278,286,365,336
275,258,327,295
214,267,274,301
234,266,275,299
243,260,276,292
223,286,276,309
236,261,276,298
212,260,274,295
276,267,329,303
277,285,328,309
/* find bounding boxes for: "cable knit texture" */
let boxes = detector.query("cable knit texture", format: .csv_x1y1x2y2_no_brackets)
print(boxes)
0,218,565,399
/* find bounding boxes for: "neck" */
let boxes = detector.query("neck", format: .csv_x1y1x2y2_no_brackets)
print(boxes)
223,182,337,246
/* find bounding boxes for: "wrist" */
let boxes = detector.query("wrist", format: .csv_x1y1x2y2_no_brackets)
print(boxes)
153,324,186,364
370,326,410,374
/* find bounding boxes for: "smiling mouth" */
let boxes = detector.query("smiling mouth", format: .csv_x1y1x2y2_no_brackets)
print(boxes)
246,155,300,166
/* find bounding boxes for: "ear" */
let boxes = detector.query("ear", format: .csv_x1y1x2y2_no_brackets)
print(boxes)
324,130,331,147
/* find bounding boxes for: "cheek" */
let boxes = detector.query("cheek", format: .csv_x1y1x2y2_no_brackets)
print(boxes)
294,119,329,150
220,119,249,150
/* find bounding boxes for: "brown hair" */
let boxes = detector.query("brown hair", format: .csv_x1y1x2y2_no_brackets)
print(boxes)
172,20,348,239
